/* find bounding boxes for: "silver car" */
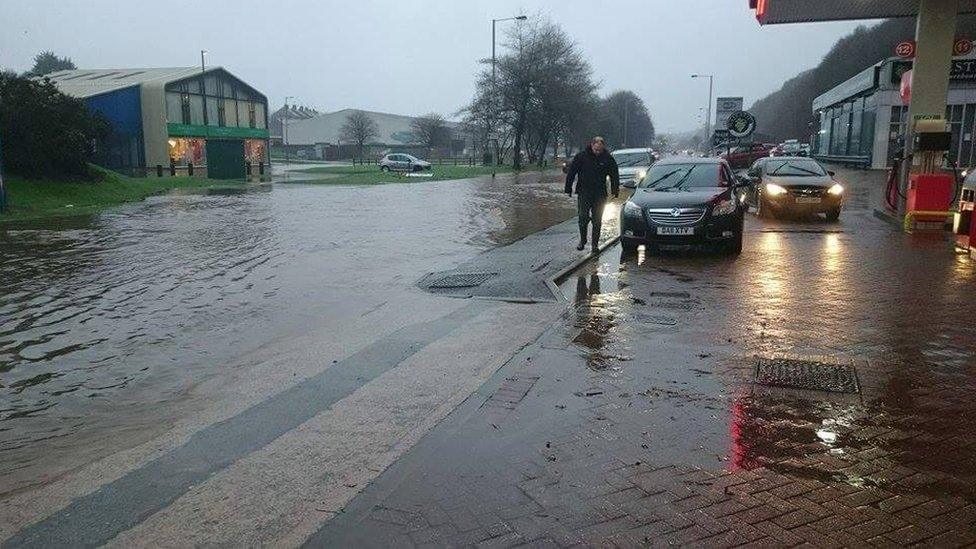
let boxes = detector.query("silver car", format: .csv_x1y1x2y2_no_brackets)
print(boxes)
379,153,432,172
612,148,656,189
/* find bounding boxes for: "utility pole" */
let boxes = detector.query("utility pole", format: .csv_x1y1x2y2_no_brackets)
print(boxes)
490,15,526,165
283,96,294,168
691,74,714,148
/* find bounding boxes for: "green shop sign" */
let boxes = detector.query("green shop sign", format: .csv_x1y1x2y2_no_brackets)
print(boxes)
167,123,269,140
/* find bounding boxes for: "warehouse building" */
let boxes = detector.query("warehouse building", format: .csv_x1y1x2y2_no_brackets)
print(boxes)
812,55,976,169
46,67,270,179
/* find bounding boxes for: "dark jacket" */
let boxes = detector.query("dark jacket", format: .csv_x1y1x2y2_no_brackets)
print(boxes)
565,146,620,197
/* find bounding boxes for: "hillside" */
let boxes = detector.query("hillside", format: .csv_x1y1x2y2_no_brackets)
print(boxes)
750,16,976,141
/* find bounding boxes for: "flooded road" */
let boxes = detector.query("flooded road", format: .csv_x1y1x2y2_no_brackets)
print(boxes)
0,170,574,494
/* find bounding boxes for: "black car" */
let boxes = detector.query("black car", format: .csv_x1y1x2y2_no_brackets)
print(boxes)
741,157,844,221
619,157,746,255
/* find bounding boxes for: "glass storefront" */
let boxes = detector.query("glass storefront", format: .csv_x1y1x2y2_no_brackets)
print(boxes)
168,137,207,166
164,71,267,131
244,139,267,164
816,95,877,162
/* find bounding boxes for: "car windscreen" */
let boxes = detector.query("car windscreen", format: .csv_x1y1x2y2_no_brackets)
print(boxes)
765,159,826,177
639,163,723,190
612,152,651,167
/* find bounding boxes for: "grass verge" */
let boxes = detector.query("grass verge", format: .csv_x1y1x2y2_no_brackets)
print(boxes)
1,167,248,222
291,164,548,185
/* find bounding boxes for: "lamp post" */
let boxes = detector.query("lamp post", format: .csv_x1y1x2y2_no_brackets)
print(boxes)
490,14,526,165
691,74,714,147
283,96,295,168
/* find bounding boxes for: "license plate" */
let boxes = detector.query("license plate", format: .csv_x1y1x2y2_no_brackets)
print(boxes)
657,227,694,236
796,197,821,204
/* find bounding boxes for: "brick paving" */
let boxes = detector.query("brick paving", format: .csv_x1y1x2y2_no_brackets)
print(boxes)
308,169,976,548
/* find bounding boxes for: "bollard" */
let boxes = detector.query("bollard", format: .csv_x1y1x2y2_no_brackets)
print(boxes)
188,162,194,176
170,162,176,176
259,161,264,175
156,164,163,177
246,161,252,176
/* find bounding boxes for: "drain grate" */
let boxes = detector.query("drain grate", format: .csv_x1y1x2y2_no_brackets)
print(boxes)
429,272,497,289
632,313,678,326
755,357,859,394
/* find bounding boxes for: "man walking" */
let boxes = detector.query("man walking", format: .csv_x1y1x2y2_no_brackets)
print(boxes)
565,136,620,253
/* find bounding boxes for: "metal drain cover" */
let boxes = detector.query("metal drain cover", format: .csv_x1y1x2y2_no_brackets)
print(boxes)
755,357,859,394
429,272,497,289
632,313,678,326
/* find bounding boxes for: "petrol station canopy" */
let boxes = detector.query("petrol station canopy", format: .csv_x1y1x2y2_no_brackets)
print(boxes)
749,0,976,24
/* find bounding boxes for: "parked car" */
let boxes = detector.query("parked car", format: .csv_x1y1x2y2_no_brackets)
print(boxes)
722,142,776,169
619,157,746,255
740,157,844,221
612,148,657,189
379,153,431,172
770,139,807,157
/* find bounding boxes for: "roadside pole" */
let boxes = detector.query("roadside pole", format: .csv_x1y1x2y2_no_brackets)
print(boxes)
0,132,6,213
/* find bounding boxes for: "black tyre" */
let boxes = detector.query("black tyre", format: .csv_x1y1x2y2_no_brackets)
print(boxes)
380,165,390,172
756,194,773,219
412,164,422,172
826,208,841,222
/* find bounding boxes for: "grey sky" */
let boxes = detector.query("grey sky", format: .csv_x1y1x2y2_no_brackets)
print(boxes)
0,0,865,133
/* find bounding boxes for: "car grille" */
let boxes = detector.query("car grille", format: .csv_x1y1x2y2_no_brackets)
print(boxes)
645,208,706,226
788,186,825,197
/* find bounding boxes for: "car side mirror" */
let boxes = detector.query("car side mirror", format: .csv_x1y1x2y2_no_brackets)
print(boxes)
827,170,836,177
622,179,637,189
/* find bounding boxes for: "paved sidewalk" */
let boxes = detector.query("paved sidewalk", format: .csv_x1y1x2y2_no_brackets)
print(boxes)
309,169,976,548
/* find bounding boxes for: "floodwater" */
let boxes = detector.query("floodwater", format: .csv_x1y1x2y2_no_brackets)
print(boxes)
0,170,575,494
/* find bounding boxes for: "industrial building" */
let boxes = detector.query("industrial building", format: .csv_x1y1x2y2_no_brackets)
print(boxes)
812,55,976,169
46,67,270,179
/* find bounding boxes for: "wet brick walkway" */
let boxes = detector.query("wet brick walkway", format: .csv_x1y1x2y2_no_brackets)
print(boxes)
309,167,976,548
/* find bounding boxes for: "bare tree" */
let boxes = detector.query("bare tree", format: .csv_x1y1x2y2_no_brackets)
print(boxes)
462,16,598,169
603,90,655,148
410,113,448,155
340,110,379,158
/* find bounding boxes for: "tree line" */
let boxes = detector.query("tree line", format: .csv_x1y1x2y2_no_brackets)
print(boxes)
460,16,655,168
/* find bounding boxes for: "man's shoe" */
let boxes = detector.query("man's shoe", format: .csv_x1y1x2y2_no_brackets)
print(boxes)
576,242,586,251
591,245,599,254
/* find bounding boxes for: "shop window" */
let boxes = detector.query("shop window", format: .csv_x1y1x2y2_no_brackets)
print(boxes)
181,93,191,125
168,137,207,166
225,99,238,127
165,92,183,123
244,139,267,163
237,101,249,128
254,103,266,129
206,98,219,127
189,95,205,125
248,102,256,128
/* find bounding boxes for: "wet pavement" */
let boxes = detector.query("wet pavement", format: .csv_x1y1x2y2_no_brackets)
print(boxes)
0,169,575,497
310,167,976,547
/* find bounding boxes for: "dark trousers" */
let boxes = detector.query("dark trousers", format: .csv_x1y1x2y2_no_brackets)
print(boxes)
577,193,606,245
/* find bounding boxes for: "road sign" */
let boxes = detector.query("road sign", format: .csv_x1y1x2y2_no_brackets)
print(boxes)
895,40,916,59
954,38,973,56
715,97,743,134
726,111,756,139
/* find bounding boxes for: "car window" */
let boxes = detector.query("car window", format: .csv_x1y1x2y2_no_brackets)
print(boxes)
612,151,651,167
639,163,726,190
765,159,827,177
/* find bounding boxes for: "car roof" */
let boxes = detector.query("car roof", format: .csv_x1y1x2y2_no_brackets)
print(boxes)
655,156,724,166
612,148,652,155
763,156,817,161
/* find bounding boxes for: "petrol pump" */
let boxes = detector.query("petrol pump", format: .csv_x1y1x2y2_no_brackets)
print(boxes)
953,177,976,254
902,118,956,232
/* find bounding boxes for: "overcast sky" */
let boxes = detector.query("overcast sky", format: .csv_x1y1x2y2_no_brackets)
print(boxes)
0,0,868,133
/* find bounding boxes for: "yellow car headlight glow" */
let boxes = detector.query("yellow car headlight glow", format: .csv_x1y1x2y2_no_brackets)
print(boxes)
827,183,844,195
637,170,647,182
765,183,787,197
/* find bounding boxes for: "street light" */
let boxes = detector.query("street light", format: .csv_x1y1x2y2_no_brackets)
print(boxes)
490,14,526,165
283,96,295,168
691,74,714,147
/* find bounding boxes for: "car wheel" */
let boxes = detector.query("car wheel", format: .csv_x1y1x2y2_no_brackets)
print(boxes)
380,165,390,172
412,164,422,172
621,238,639,254
756,194,774,219
826,208,841,222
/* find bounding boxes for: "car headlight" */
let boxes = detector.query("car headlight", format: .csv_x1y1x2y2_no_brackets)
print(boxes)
712,198,736,216
637,170,647,181
827,183,844,195
765,183,787,197
623,201,642,217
